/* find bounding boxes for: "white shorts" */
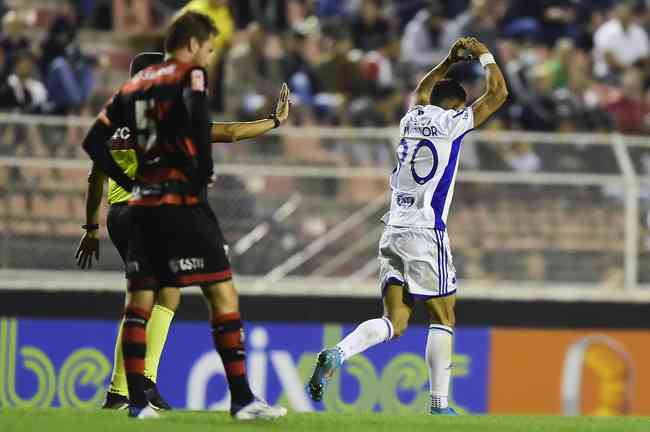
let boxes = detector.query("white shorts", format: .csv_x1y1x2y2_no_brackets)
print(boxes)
378,225,457,299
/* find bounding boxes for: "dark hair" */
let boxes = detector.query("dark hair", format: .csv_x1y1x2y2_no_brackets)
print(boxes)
129,52,164,77
164,11,218,53
430,79,467,106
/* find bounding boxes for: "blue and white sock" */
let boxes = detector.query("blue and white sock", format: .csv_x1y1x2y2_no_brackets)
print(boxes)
336,317,394,362
427,324,453,409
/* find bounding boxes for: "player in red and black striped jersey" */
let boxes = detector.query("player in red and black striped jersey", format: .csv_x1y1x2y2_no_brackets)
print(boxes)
81,11,288,420
76,51,290,411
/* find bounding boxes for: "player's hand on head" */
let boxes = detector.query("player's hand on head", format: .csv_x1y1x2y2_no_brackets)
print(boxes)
466,37,490,57
75,231,100,269
275,82,291,124
449,38,470,63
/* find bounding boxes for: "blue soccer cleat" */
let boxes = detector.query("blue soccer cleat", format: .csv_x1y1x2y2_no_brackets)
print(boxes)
430,406,459,416
307,348,343,402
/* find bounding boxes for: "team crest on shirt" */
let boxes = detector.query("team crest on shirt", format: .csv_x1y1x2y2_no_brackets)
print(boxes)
396,193,415,208
191,70,205,92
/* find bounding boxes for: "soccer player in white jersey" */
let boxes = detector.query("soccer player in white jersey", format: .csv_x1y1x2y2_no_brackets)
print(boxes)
307,37,508,415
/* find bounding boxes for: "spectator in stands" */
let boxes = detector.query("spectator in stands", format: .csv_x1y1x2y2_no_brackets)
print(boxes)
40,15,96,114
502,0,577,47
593,2,650,82
314,29,364,98
112,0,153,33
349,0,393,52
239,0,288,30
224,22,284,117
282,27,322,107
443,0,506,57
0,10,31,80
505,37,556,131
0,50,49,114
501,140,542,173
400,0,448,73
541,38,573,90
605,67,650,134
0,49,48,207
315,0,349,19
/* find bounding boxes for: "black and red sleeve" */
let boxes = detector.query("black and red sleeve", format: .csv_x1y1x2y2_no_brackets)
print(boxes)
182,67,213,190
82,91,134,191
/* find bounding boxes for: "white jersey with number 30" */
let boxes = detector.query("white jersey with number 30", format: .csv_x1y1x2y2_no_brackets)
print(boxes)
382,104,474,230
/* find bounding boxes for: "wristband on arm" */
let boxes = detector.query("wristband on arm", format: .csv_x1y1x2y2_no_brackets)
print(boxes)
268,114,280,129
479,53,496,68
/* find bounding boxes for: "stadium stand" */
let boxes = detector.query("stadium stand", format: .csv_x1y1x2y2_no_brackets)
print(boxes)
2,0,650,288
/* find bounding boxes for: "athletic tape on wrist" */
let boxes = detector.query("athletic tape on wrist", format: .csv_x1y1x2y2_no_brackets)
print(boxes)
479,53,496,68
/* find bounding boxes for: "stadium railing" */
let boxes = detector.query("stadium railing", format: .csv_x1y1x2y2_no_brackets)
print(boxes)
1,113,650,302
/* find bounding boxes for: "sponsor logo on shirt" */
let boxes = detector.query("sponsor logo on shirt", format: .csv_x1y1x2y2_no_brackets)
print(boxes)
191,70,205,92
126,260,140,273
111,126,131,141
402,124,439,137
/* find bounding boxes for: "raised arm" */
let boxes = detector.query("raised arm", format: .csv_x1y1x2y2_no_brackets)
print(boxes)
467,38,508,128
411,39,468,106
211,83,290,143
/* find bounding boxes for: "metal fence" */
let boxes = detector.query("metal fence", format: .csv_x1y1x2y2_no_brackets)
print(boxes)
1,113,650,299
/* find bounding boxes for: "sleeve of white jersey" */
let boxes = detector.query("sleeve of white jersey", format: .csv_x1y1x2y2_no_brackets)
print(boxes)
448,107,474,139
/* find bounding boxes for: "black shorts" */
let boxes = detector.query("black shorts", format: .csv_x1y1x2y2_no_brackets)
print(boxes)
126,203,232,291
106,203,131,264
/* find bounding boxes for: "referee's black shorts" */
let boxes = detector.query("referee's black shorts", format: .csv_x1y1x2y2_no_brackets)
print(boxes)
106,203,131,265
126,203,232,291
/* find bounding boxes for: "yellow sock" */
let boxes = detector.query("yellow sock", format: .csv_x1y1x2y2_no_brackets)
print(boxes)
144,304,175,383
108,318,129,397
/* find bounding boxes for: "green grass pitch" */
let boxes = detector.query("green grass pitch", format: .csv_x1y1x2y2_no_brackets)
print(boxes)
3,409,649,432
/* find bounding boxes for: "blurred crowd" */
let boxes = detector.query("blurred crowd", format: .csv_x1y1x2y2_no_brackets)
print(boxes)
0,8,99,117
3,1,650,179
2,0,650,135
3,0,650,283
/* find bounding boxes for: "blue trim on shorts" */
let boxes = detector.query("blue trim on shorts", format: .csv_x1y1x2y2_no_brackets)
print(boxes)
440,233,449,292
412,289,457,301
442,231,448,294
381,276,406,297
435,230,442,294
435,230,448,295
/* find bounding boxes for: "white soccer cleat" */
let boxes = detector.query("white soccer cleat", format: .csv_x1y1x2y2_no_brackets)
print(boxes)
128,403,161,419
232,398,288,420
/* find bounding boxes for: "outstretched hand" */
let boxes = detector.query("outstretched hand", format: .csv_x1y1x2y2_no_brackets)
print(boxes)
75,231,100,269
275,83,291,124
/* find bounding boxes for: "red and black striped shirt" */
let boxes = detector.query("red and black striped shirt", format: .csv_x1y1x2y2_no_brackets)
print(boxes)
98,59,212,207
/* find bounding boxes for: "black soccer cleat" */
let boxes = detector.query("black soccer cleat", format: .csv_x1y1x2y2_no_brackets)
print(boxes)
102,391,129,410
144,378,172,411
